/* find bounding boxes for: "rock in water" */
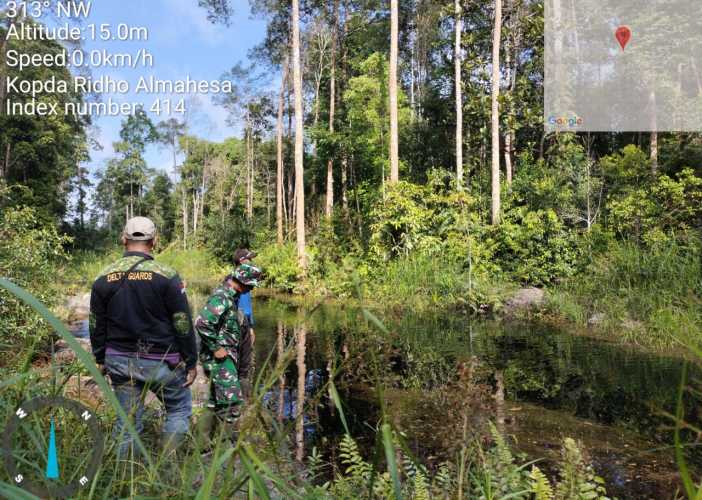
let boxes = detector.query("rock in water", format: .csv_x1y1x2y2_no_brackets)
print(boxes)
66,292,90,320
53,338,92,364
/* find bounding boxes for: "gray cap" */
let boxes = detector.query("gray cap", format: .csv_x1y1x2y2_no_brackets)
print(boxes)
123,216,156,241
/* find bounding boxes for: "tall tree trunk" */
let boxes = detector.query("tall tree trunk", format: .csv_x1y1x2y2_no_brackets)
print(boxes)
649,91,658,174
388,0,400,184
292,0,307,270
410,44,416,119
192,192,198,236
250,133,255,219
340,0,350,218
246,130,250,219
490,0,503,225
182,189,188,249
245,122,254,220
454,0,464,189
503,9,513,186
504,0,521,186
313,78,322,133
277,57,289,244
284,85,292,232
325,0,340,218
650,131,658,175
266,166,271,229
341,155,348,215
201,159,208,225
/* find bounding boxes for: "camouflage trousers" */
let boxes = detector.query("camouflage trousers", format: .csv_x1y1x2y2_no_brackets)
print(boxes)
202,357,243,421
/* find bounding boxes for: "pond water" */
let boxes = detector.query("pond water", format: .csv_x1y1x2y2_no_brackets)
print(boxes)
63,294,697,497
252,296,699,499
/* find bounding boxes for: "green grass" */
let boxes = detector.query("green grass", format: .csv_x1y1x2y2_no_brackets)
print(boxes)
547,239,702,349
157,247,227,311
256,241,513,315
56,247,226,315
58,248,122,294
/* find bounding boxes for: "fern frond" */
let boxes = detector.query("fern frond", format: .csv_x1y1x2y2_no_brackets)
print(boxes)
413,469,430,500
489,422,514,466
529,466,554,500
339,434,372,481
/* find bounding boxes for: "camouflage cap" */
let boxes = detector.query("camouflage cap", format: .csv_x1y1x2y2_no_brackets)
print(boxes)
232,263,262,288
233,248,257,265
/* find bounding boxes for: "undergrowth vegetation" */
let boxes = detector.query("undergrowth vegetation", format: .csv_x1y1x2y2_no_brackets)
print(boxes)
0,280,615,499
548,238,702,348
327,427,609,499
0,202,70,368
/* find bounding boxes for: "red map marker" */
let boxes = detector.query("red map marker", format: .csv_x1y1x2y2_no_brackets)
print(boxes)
615,26,632,51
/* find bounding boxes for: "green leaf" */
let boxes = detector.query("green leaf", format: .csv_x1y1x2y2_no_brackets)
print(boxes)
329,381,350,435
381,424,402,500
0,278,153,467
239,448,271,500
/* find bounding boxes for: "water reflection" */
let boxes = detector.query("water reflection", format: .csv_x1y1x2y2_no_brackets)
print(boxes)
252,296,699,495
253,298,698,440
295,324,307,462
494,369,505,433
262,320,322,461
277,321,286,423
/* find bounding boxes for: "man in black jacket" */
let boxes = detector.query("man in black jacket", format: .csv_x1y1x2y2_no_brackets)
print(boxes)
90,216,197,458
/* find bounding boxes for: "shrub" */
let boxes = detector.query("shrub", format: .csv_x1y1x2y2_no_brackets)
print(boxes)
203,211,254,262
607,167,702,244
491,207,581,285
256,242,302,292
368,175,478,262
0,204,70,366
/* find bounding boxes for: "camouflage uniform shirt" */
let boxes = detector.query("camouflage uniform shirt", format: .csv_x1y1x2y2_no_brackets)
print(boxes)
195,284,253,412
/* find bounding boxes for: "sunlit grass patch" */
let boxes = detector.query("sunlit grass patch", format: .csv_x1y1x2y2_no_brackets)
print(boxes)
548,239,702,349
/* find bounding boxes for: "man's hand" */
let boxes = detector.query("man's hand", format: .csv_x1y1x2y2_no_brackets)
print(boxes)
182,367,197,388
214,347,228,360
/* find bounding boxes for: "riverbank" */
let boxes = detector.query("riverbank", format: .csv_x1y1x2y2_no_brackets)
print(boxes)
55,245,701,359
252,238,701,352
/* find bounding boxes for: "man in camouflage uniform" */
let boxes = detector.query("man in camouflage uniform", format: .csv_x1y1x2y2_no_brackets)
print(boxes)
195,264,262,431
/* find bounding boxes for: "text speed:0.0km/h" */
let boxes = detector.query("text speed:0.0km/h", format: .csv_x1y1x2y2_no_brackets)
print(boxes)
66,49,152,69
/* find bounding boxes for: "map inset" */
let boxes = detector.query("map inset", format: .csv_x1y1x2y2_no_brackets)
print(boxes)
544,0,702,132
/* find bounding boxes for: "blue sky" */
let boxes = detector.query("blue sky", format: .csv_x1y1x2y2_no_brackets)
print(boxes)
74,0,268,179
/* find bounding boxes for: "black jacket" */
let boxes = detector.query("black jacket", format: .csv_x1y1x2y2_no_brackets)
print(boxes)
89,251,197,369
